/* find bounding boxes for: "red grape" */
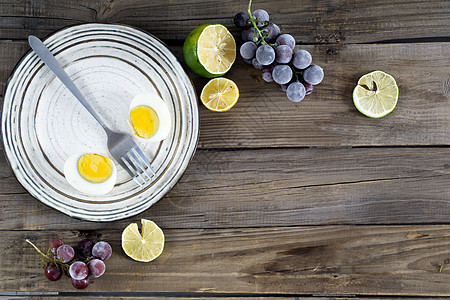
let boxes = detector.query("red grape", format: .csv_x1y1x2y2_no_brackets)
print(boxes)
262,66,274,83
71,277,90,289
276,34,295,50
69,261,88,280
56,245,75,263
77,239,94,257
240,41,257,60
44,264,62,281
252,9,269,28
262,23,280,43
302,80,314,95
286,81,306,102
88,258,106,278
234,11,250,28
92,241,112,261
49,238,63,253
303,65,324,85
278,84,288,92
292,50,312,70
242,28,256,42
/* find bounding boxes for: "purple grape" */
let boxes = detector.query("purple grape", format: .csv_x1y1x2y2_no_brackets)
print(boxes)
286,81,306,102
44,264,62,281
63,267,71,278
234,11,250,28
261,66,274,82
92,241,112,261
71,277,90,289
262,23,280,43
276,34,295,50
77,239,94,257
275,45,293,64
301,80,314,95
252,58,263,69
56,245,74,263
88,258,106,278
272,64,293,85
69,261,89,280
278,84,288,92
242,28,256,42
292,50,312,70
303,65,324,85
255,45,275,65
240,41,257,60
49,238,63,254
252,9,269,27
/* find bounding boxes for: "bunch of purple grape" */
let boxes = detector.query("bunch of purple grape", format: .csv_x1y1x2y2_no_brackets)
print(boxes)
234,7,324,102
29,238,112,289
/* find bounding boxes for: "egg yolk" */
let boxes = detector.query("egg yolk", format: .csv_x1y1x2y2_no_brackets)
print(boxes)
77,154,113,183
129,105,159,139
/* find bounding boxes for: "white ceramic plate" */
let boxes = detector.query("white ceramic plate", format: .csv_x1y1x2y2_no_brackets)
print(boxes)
1,24,199,221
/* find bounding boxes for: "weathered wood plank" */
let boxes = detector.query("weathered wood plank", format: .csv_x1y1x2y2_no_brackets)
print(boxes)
3,296,300,299
0,147,448,230
4,225,450,295
0,42,449,147
0,0,449,43
2,296,401,299
0,41,28,96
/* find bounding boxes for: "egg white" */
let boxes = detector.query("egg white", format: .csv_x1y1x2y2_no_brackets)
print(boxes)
64,153,117,196
129,93,171,143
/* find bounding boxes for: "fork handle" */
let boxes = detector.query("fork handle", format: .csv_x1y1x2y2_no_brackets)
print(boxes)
28,35,110,132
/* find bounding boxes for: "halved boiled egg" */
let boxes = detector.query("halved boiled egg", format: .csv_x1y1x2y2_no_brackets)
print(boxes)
64,153,117,195
128,93,171,143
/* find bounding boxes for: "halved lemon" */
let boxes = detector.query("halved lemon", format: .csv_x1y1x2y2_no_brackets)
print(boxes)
200,78,239,112
122,219,164,262
183,24,236,78
353,71,399,118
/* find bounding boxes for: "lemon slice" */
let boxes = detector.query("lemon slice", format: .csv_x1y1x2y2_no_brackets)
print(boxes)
353,71,399,118
122,219,164,262
200,78,239,112
183,24,236,78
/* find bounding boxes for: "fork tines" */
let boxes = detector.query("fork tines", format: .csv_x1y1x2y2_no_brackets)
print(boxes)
120,148,156,186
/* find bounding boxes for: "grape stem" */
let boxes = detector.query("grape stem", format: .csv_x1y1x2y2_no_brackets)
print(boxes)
26,239,52,260
246,0,269,45
26,239,71,269
291,66,300,82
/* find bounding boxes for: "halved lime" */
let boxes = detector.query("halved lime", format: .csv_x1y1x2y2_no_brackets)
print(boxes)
353,71,399,118
122,219,164,262
200,77,239,112
183,24,236,78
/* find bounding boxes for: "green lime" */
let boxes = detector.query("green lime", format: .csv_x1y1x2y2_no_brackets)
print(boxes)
183,24,236,78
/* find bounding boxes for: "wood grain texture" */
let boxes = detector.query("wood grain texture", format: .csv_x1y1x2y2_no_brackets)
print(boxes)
0,42,449,147
0,147,448,230
1,296,403,299
0,0,449,43
3,225,450,295
3,296,301,299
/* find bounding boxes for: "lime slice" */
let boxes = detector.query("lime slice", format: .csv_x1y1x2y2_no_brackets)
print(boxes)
200,78,239,112
353,71,399,118
183,24,236,78
122,219,164,262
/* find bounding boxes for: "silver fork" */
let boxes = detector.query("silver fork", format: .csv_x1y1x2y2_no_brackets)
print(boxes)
28,35,155,186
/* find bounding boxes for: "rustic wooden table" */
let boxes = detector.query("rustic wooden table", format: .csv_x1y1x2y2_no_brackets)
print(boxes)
1,0,450,298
